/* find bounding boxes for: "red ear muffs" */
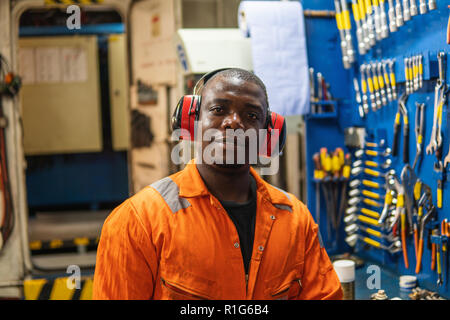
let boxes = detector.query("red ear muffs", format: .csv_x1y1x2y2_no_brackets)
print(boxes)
260,112,286,158
171,95,201,141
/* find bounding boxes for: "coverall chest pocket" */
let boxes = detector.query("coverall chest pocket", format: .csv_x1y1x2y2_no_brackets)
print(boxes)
265,262,304,300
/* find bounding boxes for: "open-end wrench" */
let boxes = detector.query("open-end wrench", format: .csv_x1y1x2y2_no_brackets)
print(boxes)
402,0,411,21
374,62,388,106
395,0,404,27
340,0,356,63
388,0,398,32
388,59,398,100
425,55,442,156
362,64,377,111
435,53,447,159
334,0,351,69
351,0,367,55
379,0,389,38
419,0,427,14
372,0,382,41
409,0,418,16
368,63,382,109
382,61,393,101
413,102,425,170
365,0,377,46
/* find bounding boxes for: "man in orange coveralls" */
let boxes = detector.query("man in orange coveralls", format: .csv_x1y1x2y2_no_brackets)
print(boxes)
93,68,343,300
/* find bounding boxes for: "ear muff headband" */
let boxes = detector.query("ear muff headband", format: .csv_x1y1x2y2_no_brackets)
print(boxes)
172,68,286,157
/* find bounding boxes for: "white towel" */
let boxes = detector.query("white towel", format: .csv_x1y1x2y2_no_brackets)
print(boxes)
238,1,310,116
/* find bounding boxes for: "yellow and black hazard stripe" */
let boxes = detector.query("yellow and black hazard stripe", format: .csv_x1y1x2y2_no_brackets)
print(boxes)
24,276,93,300
29,237,99,252
44,0,105,5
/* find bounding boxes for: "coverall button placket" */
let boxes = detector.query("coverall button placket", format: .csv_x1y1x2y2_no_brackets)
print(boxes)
234,242,240,248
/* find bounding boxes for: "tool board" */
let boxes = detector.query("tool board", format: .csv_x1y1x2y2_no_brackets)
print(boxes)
303,0,450,297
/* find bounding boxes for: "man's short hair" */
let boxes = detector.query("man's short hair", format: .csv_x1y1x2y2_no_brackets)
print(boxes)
202,68,269,109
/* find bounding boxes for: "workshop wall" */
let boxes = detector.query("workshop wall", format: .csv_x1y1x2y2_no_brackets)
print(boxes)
304,0,450,298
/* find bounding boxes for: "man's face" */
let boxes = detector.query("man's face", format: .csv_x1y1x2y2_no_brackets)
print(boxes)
197,75,268,171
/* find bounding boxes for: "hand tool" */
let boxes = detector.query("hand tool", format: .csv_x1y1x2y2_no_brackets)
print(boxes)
345,223,399,242
382,60,394,101
353,77,366,118
348,206,382,220
320,148,335,239
413,102,425,170
354,147,392,158
366,64,381,110
431,227,438,272
309,68,317,113
419,0,427,14
372,0,382,41
370,63,383,109
415,190,435,274
378,183,395,224
334,0,351,69
337,153,352,232
351,0,367,55
427,0,436,11
412,55,419,92
388,172,410,268
436,223,444,286
317,72,324,102
313,153,323,226
340,0,356,63
418,54,423,89
392,93,409,163
434,52,447,158
361,64,377,111
364,158,392,169
395,0,404,27
379,0,389,38
362,178,386,190
388,59,398,100
359,66,371,114
440,219,449,286
373,61,388,106
387,0,398,32
364,0,377,46
349,188,385,201
350,234,402,253
400,164,418,236
404,57,411,95
358,0,371,48
409,0,418,16
348,195,383,208
402,0,411,21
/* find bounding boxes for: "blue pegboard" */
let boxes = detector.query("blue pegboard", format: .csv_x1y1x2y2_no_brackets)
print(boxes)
304,1,450,298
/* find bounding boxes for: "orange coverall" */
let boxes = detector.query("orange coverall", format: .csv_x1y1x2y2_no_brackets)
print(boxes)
93,160,343,300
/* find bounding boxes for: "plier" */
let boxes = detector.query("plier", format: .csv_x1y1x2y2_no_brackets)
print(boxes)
413,102,425,170
392,93,409,163
415,190,436,274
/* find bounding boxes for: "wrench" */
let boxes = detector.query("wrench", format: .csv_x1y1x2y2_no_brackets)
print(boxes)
388,0,398,32
435,53,447,159
409,0,418,16
379,0,389,38
382,60,393,101
375,61,388,106
403,0,411,21
395,0,404,28
419,0,427,14
388,59,398,100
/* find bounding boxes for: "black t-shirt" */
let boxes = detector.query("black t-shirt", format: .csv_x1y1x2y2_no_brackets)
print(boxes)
220,176,257,275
